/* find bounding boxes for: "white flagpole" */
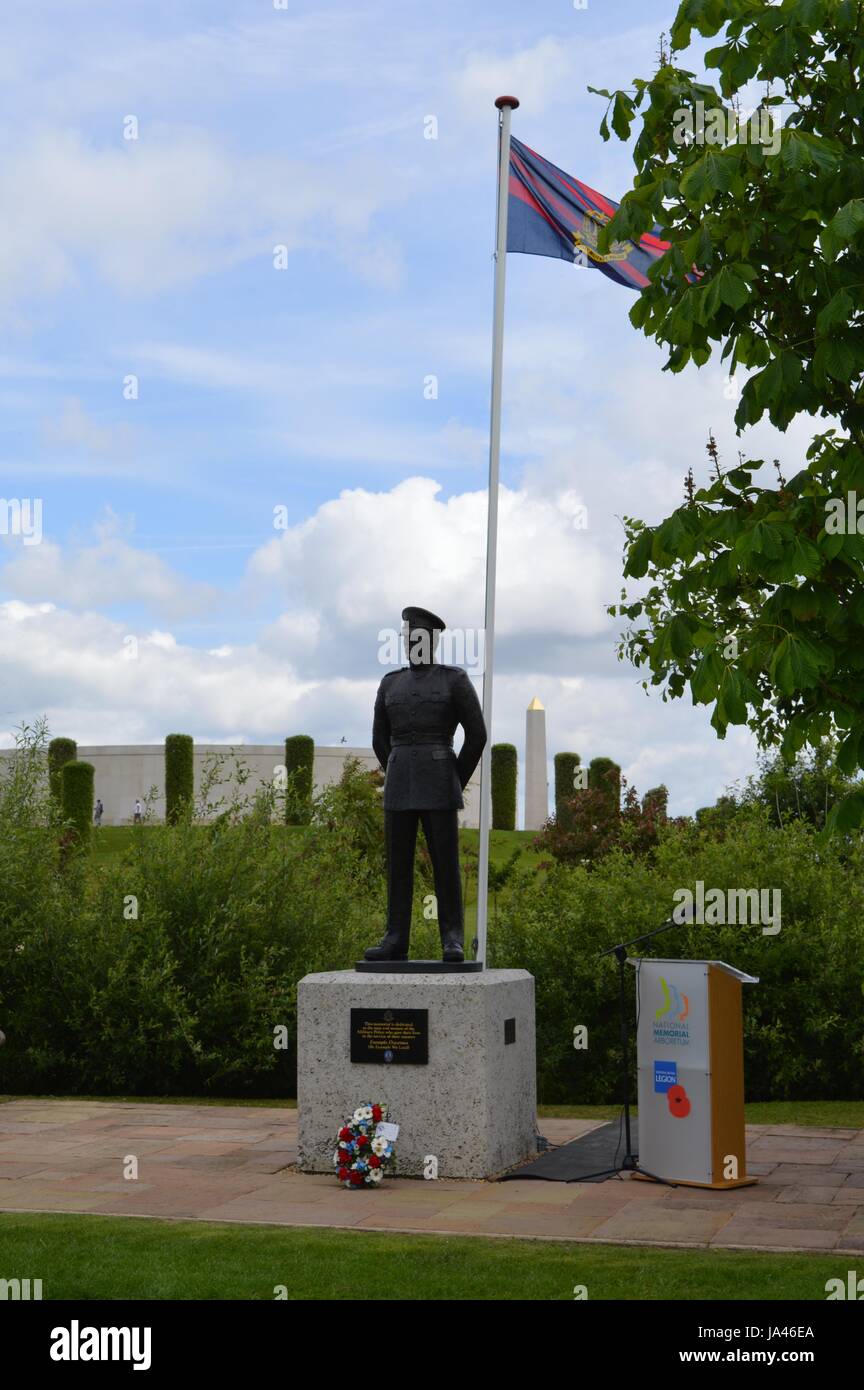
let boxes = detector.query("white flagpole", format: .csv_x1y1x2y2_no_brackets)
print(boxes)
475,94,519,968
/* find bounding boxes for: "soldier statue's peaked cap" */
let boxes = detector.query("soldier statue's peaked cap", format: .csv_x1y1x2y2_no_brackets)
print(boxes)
401,605,446,632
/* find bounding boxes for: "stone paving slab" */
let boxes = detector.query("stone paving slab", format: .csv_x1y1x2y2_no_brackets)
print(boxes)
761,1125,862,1140
713,1226,841,1251
728,1200,850,1231
0,1099,863,1254
776,1186,843,1205
763,1165,848,1185
591,1206,733,1244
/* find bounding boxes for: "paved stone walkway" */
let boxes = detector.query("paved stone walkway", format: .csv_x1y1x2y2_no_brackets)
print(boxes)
1,1101,863,1253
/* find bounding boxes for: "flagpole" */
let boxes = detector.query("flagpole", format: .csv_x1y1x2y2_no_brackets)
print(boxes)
475,93,519,968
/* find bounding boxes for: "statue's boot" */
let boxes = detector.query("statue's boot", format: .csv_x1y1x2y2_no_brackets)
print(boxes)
440,929,464,964
364,928,409,963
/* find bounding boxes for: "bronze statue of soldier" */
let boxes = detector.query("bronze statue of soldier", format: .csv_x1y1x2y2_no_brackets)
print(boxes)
364,607,487,964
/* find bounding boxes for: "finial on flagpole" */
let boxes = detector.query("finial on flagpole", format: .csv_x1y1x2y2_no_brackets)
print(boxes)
494,95,520,109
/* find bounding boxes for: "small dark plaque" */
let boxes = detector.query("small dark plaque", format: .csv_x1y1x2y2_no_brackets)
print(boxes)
504,1017,516,1045
351,1008,429,1065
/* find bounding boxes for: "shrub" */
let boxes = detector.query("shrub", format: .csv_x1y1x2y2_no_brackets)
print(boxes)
61,761,94,852
48,737,77,804
491,744,517,830
642,785,668,821
2,749,862,1106
285,735,314,825
164,734,194,825
493,808,864,1103
536,775,668,866
588,758,621,820
554,753,581,827
0,757,424,1097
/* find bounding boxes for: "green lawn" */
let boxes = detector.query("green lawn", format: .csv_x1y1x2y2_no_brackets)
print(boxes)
2,1096,861,1127
89,822,313,867
89,824,540,867
0,1213,842,1301
89,824,138,866
538,1101,864,1128
459,826,546,870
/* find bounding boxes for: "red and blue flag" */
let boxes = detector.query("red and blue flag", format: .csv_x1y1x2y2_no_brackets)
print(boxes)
507,136,675,291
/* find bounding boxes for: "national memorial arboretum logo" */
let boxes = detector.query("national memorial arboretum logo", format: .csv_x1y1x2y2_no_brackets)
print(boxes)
652,975,690,1047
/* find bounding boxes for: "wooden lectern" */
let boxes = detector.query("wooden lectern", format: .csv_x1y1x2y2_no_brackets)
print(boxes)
629,958,759,1189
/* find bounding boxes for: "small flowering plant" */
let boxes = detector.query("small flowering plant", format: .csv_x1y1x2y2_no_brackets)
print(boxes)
334,1102,395,1188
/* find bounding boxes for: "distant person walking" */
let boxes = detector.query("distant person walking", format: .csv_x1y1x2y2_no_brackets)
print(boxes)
133,799,142,824
94,799,103,828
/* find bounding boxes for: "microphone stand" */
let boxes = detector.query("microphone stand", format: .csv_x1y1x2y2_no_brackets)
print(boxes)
571,915,684,1185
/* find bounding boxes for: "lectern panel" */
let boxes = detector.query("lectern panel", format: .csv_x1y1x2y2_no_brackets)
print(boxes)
635,960,712,1184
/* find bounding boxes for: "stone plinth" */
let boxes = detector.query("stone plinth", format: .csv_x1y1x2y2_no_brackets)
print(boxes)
297,969,536,1179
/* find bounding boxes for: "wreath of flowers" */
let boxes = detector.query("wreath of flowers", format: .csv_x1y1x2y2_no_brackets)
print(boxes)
334,1102,396,1187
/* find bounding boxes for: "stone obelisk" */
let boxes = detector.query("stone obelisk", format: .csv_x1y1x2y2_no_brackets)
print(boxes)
524,696,548,830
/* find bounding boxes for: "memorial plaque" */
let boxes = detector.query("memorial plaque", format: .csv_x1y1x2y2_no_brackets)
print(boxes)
350,1008,429,1065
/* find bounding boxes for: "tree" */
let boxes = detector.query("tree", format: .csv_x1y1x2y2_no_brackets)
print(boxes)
742,738,856,828
592,0,864,830
695,793,739,835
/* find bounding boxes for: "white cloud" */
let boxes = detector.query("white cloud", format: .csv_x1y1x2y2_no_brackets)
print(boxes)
454,37,576,117
0,126,410,308
0,589,755,816
0,596,379,750
132,342,396,395
0,511,220,620
42,397,134,456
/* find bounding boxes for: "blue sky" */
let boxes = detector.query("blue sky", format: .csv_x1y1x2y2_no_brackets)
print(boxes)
0,0,807,814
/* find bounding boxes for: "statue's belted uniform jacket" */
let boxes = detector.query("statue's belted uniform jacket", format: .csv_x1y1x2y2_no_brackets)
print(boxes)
372,664,487,811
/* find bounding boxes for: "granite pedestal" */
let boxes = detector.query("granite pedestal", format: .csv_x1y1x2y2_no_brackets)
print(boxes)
297,968,536,1179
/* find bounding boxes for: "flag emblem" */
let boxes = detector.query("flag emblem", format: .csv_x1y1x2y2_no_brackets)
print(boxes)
507,136,678,290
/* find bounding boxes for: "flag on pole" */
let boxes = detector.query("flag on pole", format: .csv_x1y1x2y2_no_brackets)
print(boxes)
476,100,692,965
507,136,678,290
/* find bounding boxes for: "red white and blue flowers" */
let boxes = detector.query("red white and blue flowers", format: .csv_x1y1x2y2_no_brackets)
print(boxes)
334,1102,396,1187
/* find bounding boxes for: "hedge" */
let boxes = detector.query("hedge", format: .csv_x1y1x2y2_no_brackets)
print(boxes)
1,752,862,1104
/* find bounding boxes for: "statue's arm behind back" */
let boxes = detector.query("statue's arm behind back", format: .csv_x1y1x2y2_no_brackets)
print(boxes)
453,670,487,789
372,680,392,770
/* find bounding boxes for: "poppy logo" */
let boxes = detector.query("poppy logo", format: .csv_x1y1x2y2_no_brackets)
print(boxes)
667,1083,691,1119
